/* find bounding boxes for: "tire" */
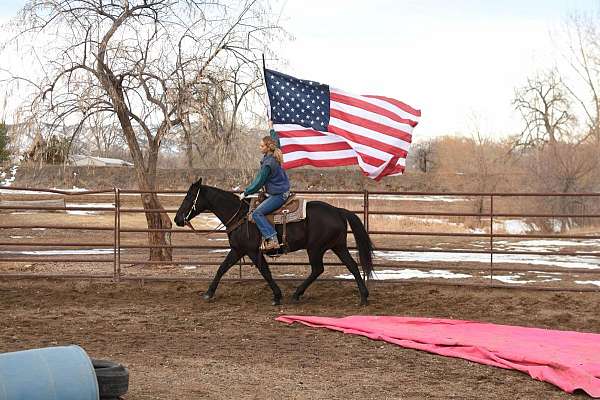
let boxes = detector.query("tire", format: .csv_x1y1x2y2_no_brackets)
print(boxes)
91,358,129,399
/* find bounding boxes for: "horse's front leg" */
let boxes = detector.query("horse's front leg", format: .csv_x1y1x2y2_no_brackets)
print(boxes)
247,251,282,306
203,249,241,301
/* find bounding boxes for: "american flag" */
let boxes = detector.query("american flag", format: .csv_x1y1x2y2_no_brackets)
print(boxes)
265,68,421,181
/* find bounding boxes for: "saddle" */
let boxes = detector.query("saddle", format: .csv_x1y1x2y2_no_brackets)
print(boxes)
248,193,307,255
248,193,306,225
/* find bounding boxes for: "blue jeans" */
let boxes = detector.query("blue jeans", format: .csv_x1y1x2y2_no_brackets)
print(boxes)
252,192,288,240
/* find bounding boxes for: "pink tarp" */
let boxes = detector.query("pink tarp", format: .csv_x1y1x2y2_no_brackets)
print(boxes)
276,315,600,397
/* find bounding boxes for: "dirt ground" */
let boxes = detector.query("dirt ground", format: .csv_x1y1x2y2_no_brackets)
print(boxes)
0,278,598,399
2,189,600,398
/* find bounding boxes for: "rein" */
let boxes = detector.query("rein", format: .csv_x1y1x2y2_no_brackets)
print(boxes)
185,198,248,237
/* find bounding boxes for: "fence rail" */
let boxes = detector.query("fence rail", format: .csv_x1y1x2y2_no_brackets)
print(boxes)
1,185,600,291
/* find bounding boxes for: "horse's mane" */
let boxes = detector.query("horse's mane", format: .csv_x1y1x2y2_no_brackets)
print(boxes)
202,184,248,212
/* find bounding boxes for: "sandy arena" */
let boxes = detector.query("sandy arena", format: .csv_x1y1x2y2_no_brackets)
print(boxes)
1,278,598,399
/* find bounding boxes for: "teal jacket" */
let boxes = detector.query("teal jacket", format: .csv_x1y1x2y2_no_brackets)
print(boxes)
244,129,287,195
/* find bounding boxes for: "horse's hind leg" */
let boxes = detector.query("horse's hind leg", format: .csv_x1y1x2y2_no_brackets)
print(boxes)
332,245,369,306
247,251,282,306
292,248,325,302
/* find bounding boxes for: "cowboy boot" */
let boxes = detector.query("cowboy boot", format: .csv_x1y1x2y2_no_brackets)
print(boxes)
261,237,280,251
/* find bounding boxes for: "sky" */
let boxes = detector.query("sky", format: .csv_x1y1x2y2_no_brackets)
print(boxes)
1,0,599,141
272,0,600,140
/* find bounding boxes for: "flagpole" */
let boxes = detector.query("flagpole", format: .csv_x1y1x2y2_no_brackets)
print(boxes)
261,54,271,121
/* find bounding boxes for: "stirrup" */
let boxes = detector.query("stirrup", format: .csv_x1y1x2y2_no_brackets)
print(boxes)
260,239,280,252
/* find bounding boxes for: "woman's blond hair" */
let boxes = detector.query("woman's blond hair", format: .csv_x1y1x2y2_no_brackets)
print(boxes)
262,136,284,165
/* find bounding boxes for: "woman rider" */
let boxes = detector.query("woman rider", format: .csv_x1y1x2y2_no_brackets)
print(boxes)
239,120,290,251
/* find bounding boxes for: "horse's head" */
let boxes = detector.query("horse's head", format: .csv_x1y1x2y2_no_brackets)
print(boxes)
175,178,207,227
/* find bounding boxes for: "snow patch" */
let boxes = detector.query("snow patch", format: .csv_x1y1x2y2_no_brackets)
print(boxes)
493,239,600,253
337,269,471,281
375,250,600,270
0,248,115,255
0,165,18,186
64,202,115,215
575,281,600,287
313,195,467,202
499,220,531,234
486,273,561,285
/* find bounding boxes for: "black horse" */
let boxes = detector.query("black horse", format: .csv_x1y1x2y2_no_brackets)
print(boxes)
174,178,374,305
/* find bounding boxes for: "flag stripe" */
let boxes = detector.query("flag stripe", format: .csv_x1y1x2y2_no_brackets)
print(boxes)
355,158,391,175
331,100,415,133
363,94,422,118
283,149,358,162
329,117,412,152
330,91,418,127
332,89,421,122
276,123,396,164
280,136,349,146
278,129,328,138
386,164,406,176
283,157,358,169
275,123,326,132
326,127,403,162
330,108,412,143
278,122,409,178
328,120,409,156
284,149,386,176
282,142,353,153
357,152,387,167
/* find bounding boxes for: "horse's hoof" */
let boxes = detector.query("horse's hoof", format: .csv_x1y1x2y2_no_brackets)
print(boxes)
291,295,301,303
360,298,369,306
272,298,282,306
202,292,214,301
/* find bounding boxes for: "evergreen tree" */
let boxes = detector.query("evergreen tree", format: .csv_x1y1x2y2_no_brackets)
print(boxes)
0,122,9,163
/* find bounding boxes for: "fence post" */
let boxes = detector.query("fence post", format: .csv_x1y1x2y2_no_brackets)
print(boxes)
113,188,118,280
363,189,370,288
489,194,494,287
116,188,121,282
363,189,369,233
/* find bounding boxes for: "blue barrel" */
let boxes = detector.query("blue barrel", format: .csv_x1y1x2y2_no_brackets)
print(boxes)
0,345,99,400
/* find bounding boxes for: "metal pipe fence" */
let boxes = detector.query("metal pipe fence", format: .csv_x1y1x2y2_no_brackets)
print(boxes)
1,186,600,291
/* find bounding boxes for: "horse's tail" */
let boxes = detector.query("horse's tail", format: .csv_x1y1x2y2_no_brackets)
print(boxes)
341,209,374,279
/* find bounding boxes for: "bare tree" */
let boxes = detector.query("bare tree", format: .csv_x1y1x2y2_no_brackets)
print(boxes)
3,0,284,260
179,59,265,172
85,112,123,157
465,115,507,219
561,12,600,144
512,70,575,149
409,140,436,173
513,69,599,230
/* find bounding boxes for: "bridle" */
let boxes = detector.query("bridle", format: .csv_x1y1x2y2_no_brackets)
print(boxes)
184,185,202,223
184,187,248,236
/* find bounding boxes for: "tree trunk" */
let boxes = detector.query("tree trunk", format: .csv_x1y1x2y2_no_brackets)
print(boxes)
110,89,173,261
182,120,195,181
140,191,173,261
141,139,173,261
